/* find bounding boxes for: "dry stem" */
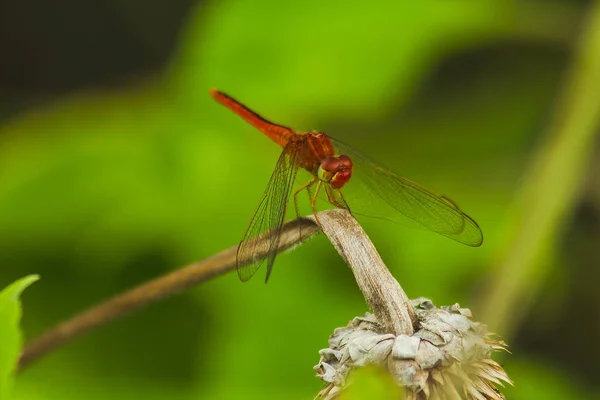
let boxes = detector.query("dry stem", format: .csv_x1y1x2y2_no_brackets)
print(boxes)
18,217,319,371
308,210,416,334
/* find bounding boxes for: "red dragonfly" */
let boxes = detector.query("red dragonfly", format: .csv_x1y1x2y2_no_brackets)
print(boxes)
210,90,483,282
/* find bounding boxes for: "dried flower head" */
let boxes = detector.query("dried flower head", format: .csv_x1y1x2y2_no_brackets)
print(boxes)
315,298,512,399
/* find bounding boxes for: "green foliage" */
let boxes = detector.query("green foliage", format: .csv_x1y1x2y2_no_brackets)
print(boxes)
0,275,39,399
503,358,600,400
341,367,404,400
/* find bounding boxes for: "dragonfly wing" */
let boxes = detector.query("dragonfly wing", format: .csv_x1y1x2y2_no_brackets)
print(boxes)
237,141,302,282
331,139,483,247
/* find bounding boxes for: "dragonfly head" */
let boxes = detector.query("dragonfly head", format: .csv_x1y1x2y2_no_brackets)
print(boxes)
318,155,353,189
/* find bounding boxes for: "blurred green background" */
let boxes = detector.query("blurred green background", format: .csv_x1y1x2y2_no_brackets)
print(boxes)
1,0,599,399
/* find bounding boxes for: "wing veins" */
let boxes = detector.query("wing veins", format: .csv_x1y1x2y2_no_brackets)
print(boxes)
236,141,302,281
330,139,482,246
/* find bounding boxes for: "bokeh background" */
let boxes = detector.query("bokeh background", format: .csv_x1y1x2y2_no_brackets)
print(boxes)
1,0,599,399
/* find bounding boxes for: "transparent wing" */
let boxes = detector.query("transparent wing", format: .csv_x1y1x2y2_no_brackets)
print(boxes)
236,142,302,282
330,138,483,247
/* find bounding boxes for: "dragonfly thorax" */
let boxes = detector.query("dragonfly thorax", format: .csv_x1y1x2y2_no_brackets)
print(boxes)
318,155,353,189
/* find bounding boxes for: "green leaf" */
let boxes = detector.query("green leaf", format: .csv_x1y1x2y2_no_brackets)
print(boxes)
341,366,404,400
0,275,39,399
503,358,600,400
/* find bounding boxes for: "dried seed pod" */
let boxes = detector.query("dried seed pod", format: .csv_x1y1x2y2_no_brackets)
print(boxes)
315,299,511,400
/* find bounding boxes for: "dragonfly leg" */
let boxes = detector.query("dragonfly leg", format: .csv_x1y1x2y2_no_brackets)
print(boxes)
294,179,317,219
325,185,346,208
293,178,317,240
335,188,351,213
322,185,355,224
310,181,324,227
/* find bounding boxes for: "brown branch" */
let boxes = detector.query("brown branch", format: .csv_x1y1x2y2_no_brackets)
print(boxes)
18,217,320,371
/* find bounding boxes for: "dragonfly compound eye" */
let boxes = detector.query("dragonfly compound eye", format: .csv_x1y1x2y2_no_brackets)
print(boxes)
318,156,353,189
330,155,353,189
338,155,352,169
318,156,340,181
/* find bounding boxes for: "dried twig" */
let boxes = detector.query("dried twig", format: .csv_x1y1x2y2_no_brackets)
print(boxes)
18,217,319,371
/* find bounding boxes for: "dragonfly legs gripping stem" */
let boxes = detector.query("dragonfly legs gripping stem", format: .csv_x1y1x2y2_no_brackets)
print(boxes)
294,178,318,241
324,185,351,212
310,181,324,228
292,179,351,238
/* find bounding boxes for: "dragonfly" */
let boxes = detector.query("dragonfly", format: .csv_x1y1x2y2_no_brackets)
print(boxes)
210,89,483,282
